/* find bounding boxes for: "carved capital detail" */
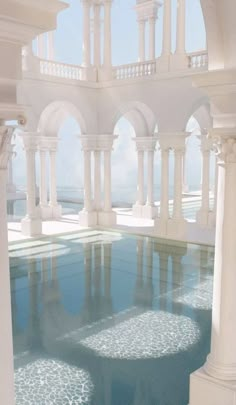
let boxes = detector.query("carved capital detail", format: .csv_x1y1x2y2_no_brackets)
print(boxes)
0,126,14,170
210,128,236,164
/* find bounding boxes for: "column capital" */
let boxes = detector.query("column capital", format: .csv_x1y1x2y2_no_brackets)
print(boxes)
197,133,213,153
38,136,58,152
158,131,189,150
79,134,118,151
210,128,236,164
21,132,39,151
133,136,158,151
0,126,15,170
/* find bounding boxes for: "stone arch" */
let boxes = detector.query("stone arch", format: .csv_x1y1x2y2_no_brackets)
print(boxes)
185,102,212,133
112,101,158,137
37,100,87,136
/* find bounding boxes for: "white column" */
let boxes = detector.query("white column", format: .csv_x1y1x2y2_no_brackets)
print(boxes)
47,31,55,60
146,150,154,206
149,17,156,60
201,149,210,213
173,148,184,219
37,34,45,58
94,150,101,210
39,149,48,207
0,127,15,405
162,0,172,55
94,4,101,66
82,0,91,67
25,148,37,218
213,156,218,215
137,150,145,205
84,150,92,211
103,0,112,67
160,148,169,220
104,150,112,211
203,133,236,381
175,0,186,54
138,19,145,62
49,150,58,207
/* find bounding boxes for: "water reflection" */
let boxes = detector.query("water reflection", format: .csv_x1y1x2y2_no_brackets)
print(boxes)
11,231,213,405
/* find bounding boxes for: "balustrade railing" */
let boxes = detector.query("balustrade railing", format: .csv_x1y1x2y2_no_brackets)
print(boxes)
113,60,157,80
188,51,208,69
39,59,84,81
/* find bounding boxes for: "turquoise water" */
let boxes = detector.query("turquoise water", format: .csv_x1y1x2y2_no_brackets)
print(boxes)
10,230,214,405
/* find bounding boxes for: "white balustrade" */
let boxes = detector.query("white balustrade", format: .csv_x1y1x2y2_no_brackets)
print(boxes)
113,60,156,80
39,59,84,80
188,51,208,69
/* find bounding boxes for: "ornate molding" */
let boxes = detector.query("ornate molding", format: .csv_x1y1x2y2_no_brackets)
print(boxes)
133,136,158,151
209,128,236,164
0,126,14,170
79,134,118,151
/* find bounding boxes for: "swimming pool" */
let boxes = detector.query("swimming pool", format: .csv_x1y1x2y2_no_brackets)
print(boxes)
10,229,214,405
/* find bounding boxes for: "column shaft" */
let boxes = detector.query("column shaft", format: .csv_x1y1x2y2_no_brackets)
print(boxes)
201,150,210,212
82,1,91,67
160,148,169,219
39,150,47,206
139,20,145,62
25,149,37,218
176,0,186,54
104,150,112,211
137,150,145,205
94,150,101,210
47,31,55,60
94,4,101,66
146,150,154,206
84,150,92,211
0,170,15,405
104,1,112,67
213,157,219,214
149,18,156,60
173,149,183,219
49,150,57,207
162,0,171,55
37,34,45,58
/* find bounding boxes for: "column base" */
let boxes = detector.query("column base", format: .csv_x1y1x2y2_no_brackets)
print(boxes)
50,204,62,220
132,204,144,218
170,53,189,71
21,216,42,237
167,218,187,240
98,210,117,227
78,210,98,227
189,367,236,405
154,218,168,237
40,205,52,220
142,205,158,219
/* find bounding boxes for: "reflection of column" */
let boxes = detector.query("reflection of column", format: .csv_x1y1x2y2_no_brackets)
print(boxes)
173,148,184,220
28,262,41,349
104,244,112,300
145,238,154,307
162,0,171,56
94,150,101,210
138,19,146,62
203,133,236,382
134,239,144,306
0,126,15,405
175,0,186,54
104,1,112,67
159,251,169,310
94,244,102,299
82,1,91,67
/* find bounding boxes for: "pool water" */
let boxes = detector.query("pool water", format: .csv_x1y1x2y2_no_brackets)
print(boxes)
10,230,214,405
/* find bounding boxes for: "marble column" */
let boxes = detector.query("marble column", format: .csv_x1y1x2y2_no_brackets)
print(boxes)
21,133,42,236
133,144,145,218
138,19,146,62
94,3,101,66
104,150,112,211
149,17,156,60
143,137,158,219
103,0,112,67
0,126,15,405
146,149,154,206
39,148,50,219
172,148,184,220
94,150,102,211
190,129,236,404
196,136,212,227
209,156,218,227
49,148,62,219
82,0,91,67
154,141,170,235
175,0,186,54
47,31,55,60
162,0,172,56
7,145,16,194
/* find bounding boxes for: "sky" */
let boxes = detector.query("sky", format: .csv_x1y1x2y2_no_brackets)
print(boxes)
13,0,210,204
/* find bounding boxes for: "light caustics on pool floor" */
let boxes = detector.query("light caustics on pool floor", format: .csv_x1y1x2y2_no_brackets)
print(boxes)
11,230,214,405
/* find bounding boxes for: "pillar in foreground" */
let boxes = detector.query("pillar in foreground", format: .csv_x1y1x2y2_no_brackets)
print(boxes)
0,126,15,405
21,133,42,236
190,128,236,405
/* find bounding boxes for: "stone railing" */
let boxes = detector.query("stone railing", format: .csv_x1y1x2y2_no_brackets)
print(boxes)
39,59,84,80
113,60,157,80
188,51,208,69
